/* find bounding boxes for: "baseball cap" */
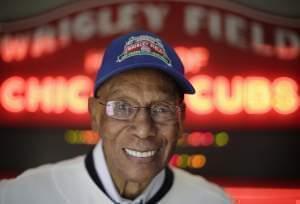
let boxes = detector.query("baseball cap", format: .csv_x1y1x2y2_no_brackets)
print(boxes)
94,31,195,96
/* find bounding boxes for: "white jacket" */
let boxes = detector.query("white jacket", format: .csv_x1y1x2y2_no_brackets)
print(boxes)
0,153,232,204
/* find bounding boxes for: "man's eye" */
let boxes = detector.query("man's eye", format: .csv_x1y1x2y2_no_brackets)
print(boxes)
152,105,172,113
115,102,132,112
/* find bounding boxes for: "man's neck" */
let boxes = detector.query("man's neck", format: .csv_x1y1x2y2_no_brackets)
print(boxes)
108,163,150,199
119,180,143,199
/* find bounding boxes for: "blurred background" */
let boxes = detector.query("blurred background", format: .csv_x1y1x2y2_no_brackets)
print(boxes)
0,0,300,203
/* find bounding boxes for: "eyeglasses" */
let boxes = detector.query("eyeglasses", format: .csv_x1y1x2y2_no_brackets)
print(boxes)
96,100,184,123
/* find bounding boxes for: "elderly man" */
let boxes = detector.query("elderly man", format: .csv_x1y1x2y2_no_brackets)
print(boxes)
0,31,231,204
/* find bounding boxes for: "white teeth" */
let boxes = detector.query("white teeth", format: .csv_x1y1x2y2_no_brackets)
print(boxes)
124,148,156,158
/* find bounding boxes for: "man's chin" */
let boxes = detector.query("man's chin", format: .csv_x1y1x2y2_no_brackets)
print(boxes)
122,168,158,184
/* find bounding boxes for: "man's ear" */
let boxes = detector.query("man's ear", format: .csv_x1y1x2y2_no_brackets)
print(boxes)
88,97,100,132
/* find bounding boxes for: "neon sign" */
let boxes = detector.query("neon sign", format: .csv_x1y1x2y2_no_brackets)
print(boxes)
0,1,299,128
186,75,299,115
0,76,92,113
0,75,298,116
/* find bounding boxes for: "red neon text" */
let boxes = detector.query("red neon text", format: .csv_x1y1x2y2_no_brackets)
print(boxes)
186,75,299,115
175,47,209,74
0,76,92,113
0,75,298,115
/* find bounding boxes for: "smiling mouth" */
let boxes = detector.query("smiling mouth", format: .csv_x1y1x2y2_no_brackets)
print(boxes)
124,148,158,158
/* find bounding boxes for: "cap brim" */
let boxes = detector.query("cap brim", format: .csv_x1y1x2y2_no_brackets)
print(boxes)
94,63,195,96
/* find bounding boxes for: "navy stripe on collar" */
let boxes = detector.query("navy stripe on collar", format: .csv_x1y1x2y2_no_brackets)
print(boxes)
84,149,174,204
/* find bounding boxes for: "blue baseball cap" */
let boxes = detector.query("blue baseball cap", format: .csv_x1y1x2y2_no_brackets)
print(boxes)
94,31,195,96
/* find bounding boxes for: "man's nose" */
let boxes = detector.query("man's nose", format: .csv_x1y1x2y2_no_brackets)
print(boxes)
130,108,156,139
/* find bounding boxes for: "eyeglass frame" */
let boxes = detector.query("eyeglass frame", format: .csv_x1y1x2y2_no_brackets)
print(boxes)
94,97,185,123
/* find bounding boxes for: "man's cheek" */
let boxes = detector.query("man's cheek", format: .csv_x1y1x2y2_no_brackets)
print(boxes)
160,126,180,139
101,119,126,139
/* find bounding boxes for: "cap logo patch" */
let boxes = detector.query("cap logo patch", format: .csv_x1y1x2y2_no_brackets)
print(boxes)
117,35,172,66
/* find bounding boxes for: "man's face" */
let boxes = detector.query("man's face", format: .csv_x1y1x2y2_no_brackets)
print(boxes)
89,69,184,184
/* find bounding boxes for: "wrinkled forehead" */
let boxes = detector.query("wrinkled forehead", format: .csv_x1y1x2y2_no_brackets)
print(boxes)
96,69,180,100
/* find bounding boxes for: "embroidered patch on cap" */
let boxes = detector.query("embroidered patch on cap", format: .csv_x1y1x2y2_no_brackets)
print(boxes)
116,35,172,66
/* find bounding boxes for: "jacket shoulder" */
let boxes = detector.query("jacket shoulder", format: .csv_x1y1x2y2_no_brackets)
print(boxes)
0,156,85,204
